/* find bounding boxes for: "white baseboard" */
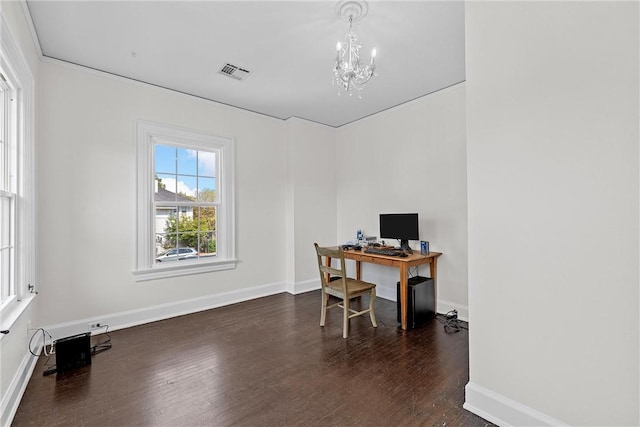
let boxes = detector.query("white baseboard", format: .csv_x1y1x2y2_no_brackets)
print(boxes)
44,281,286,339
437,299,468,321
1,334,42,427
292,278,320,295
464,381,568,426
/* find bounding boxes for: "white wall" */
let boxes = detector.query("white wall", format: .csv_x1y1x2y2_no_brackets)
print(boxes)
284,118,337,294
335,84,468,314
37,60,289,330
0,1,40,425
465,2,639,426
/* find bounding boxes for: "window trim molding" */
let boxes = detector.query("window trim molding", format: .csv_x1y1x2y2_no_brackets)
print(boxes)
133,120,236,282
0,13,35,316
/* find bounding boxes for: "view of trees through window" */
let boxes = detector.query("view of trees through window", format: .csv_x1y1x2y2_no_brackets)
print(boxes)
154,144,217,262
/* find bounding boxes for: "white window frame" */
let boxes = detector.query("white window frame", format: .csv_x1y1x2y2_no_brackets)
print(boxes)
0,76,15,306
133,121,236,281
0,13,36,334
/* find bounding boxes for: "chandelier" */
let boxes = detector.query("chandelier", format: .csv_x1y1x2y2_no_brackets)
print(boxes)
333,1,377,97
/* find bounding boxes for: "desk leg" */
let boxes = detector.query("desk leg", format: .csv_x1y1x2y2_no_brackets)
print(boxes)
399,263,408,330
430,257,438,315
355,260,361,281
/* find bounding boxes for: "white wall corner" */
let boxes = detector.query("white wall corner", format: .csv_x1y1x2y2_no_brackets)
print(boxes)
463,382,568,427
292,278,320,295
1,334,42,427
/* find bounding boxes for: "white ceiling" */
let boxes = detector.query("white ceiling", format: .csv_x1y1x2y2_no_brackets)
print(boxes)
25,1,465,128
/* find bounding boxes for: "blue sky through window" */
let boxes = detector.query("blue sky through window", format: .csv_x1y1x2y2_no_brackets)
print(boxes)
155,144,216,198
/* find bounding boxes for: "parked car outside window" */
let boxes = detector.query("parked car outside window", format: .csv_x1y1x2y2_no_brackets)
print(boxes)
156,247,199,262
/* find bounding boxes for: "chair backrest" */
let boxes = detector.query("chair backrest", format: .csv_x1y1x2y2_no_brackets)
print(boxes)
314,243,348,295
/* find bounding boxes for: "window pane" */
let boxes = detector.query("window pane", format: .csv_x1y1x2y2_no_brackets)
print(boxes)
177,209,194,233
197,206,216,231
177,147,197,176
198,151,216,178
0,195,12,301
0,84,5,193
175,174,196,199
155,145,176,175
154,233,165,256
196,207,216,257
198,231,216,257
1,247,9,301
176,236,197,254
155,206,177,231
197,177,216,202
155,206,177,260
167,209,195,255
155,173,177,200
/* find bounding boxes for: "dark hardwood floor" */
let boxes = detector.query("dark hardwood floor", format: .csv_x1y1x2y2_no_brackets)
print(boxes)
13,291,491,426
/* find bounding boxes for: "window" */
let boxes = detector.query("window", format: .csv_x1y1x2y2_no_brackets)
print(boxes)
134,121,236,281
0,15,35,321
0,72,15,306
154,144,217,262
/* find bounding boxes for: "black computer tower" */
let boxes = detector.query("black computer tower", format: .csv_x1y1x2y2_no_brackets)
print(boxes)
397,276,435,328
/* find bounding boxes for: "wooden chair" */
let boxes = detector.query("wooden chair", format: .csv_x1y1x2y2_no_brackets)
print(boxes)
314,243,378,338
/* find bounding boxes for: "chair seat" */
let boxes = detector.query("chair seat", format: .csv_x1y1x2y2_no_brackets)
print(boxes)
327,278,376,297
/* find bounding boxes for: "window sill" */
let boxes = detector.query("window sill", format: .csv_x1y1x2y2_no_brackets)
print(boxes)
132,258,238,282
0,293,37,342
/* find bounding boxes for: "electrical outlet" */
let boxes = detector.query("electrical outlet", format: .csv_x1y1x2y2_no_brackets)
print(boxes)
88,322,103,331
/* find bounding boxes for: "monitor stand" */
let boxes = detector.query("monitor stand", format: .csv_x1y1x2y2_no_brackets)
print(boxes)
399,240,411,251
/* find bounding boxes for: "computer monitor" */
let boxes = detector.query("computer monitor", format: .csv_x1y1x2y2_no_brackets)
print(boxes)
379,213,419,250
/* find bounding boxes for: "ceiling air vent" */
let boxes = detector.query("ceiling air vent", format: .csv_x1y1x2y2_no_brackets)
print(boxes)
218,63,251,81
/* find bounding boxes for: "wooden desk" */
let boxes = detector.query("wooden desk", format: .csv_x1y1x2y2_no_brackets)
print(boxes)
330,249,442,331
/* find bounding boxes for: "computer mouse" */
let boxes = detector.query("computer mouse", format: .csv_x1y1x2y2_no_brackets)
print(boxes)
399,253,408,257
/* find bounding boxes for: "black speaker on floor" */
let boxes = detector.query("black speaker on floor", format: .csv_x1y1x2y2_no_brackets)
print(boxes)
397,276,435,328
54,332,91,374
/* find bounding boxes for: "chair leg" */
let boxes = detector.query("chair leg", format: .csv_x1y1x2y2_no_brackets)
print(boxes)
320,290,327,327
343,298,349,338
369,288,378,328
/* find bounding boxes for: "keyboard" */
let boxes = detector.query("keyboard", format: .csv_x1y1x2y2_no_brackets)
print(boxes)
364,247,405,257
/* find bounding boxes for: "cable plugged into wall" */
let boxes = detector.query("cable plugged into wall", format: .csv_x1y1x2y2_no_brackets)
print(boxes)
436,309,467,333
91,325,112,355
88,322,105,331
28,327,56,375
